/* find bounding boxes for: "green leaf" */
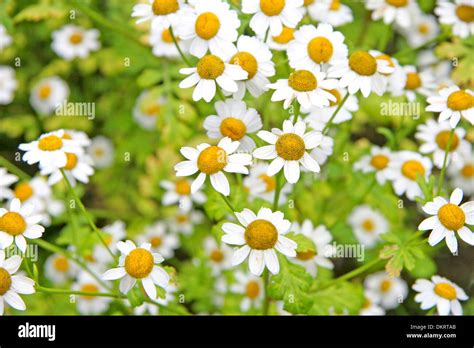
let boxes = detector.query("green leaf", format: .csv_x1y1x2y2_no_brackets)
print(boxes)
137,69,163,89
379,234,426,277
286,232,316,253
308,281,365,315
14,4,67,23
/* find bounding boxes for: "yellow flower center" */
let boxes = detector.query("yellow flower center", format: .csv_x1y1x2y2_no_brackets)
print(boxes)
53,256,70,272
330,0,341,10
272,26,294,44
276,133,306,161
80,283,99,300
260,0,286,16
307,37,334,64
349,51,377,76
64,153,78,170
362,219,375,233
401,160,425,181
220,117,247,141
418,23,430,34
14,183,33,202
195,12,221,40
150,236,162,247
455,5,474,22
38,84,52,100
447,90,473,111
69,32,83,45
434,282,457,300
246,280,261,299
304,0,315,5
104,234,113,246
244,219,278,250
435,130,459,151
152,0,179,15
38,135,63,151
437,203,465,231
197,55,225,80
175,179,191,195
176,214,188,223
296,250,316,261
210,249,224,263
0,212,27,236
124,248,154,279
385,0,408,7
288,70,317,92
0,268,12,296
145,103,161,116
370,154,389,170
230,52,258,80
405,72,421,90
197,146,228,174
327,89,341,107
161,28,174,43
461,164,474,178
380,279,392,293
258,174,276,193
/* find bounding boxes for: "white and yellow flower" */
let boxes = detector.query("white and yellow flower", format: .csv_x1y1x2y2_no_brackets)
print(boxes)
243,163,292,204
448,148,474,196
426,86,474,128
364,271,408,309
253,120,322,184
133,90,166,130
203,236,233,275
221,207,297,276
230,270,264,311
161,178,206,212
0,66,17,105
392,65,435,102
354,146,394,185
30,76,69,115
40,152,94,187
137,221,180,259
366,0,418,28
52,24,100,60
132,0,185,30
399,13,439,47
306,0,353,28
0,168,18,201
413,275,468,315
44,252,78,284
348,205,389,248
150,26,189,58
88,136,115,169
167,210,204,235
72,272,112,315
265,26,295,51
435,0,474,38
203,99,262,151
174,137,252,196
418,188,474,254
62,129,91,148
360,289,385,315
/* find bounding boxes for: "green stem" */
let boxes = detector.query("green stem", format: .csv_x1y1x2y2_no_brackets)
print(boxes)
0,156,30,180
436,129,454,196
273,172,282,211
220,193,236,213
169,26,192,67
322,93,350,134
262,269,270,315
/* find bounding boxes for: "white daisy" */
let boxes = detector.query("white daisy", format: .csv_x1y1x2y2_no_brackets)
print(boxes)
306,0,353,28
62,129,91,148
426,86,474,128
131,0,185,31
399,13,439,47
0,66,17,105
203,99,262,151
177,0,240,58
30,76,69,115
242,0,304,37
203,236,232,275
221,207,297,276
137,221,180,259
415,119,469,169
418,188,474,254
227,35,275,99
44,253,78,284
360,289,386,315
365,0,419,28
0,198,45,253
385,151,433,201
72,272,112,315
133,90,166,130
448,147,474,196
0,250,35,315
52,24,100,60
290,220,335,277
354,146,394,185
328,50,394,97
265,26,295,51
392,65,436,102
88,136,115,169
0,25,12,51
348,205,389,248
167,210,204,235
364,271,408,310
174,137,252,196
413,275,468,315
435,0,474,38
161,178,206,212
93,220,127,263
253,120,322,184
368,50,406,96
288,23,348,72
230,270,264,312
40,151,94,187
150,26,189,58
304,119,334,166
179,54,248,102
102,240,170,300
268,69,339,109
243,163,292,205
0,168,18,201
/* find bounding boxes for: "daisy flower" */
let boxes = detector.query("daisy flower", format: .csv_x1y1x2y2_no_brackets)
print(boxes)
0,25,12,51
227,35,276,99
268,69,339,109
265,26,295,51
304,119,334,166
150,26,189,58
399,13,439,47
448,148,474,196
242,0,304,37
290,221,335,277
435,0,474,38
52,24,100,60
30,76,69,115
328,50,394,97
179,54,248,102
0,250,35,315
426,86,473,128
137,221,180,259
365,0,418,28
19,129,83,169
354,146,394,185
253,120,322,184
364,271,408,310
161,178,206,212
413,275,468,315
44,253,77,284
177,0,240,58
93,221,127,263
221,207,297,276
392,65,435,102
131,0,185,31
369,51,406,96
102,240,170,300
167,210,204,235
132,90,166,130
288,23,348,72
243,163,292,205
385,151,433,201
0,168,18,201
174,137,252,196
40,152,95,187
418,188,474,254
230,271,264,312
203,236,232,275
203,99,263,151
360,289,386,315
62,129,91,148
72,272,112,315
0,66,17,105
0,199,45,253
88,136,115,169
306,0,353,27
348,205,389,248
415,119,469,169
